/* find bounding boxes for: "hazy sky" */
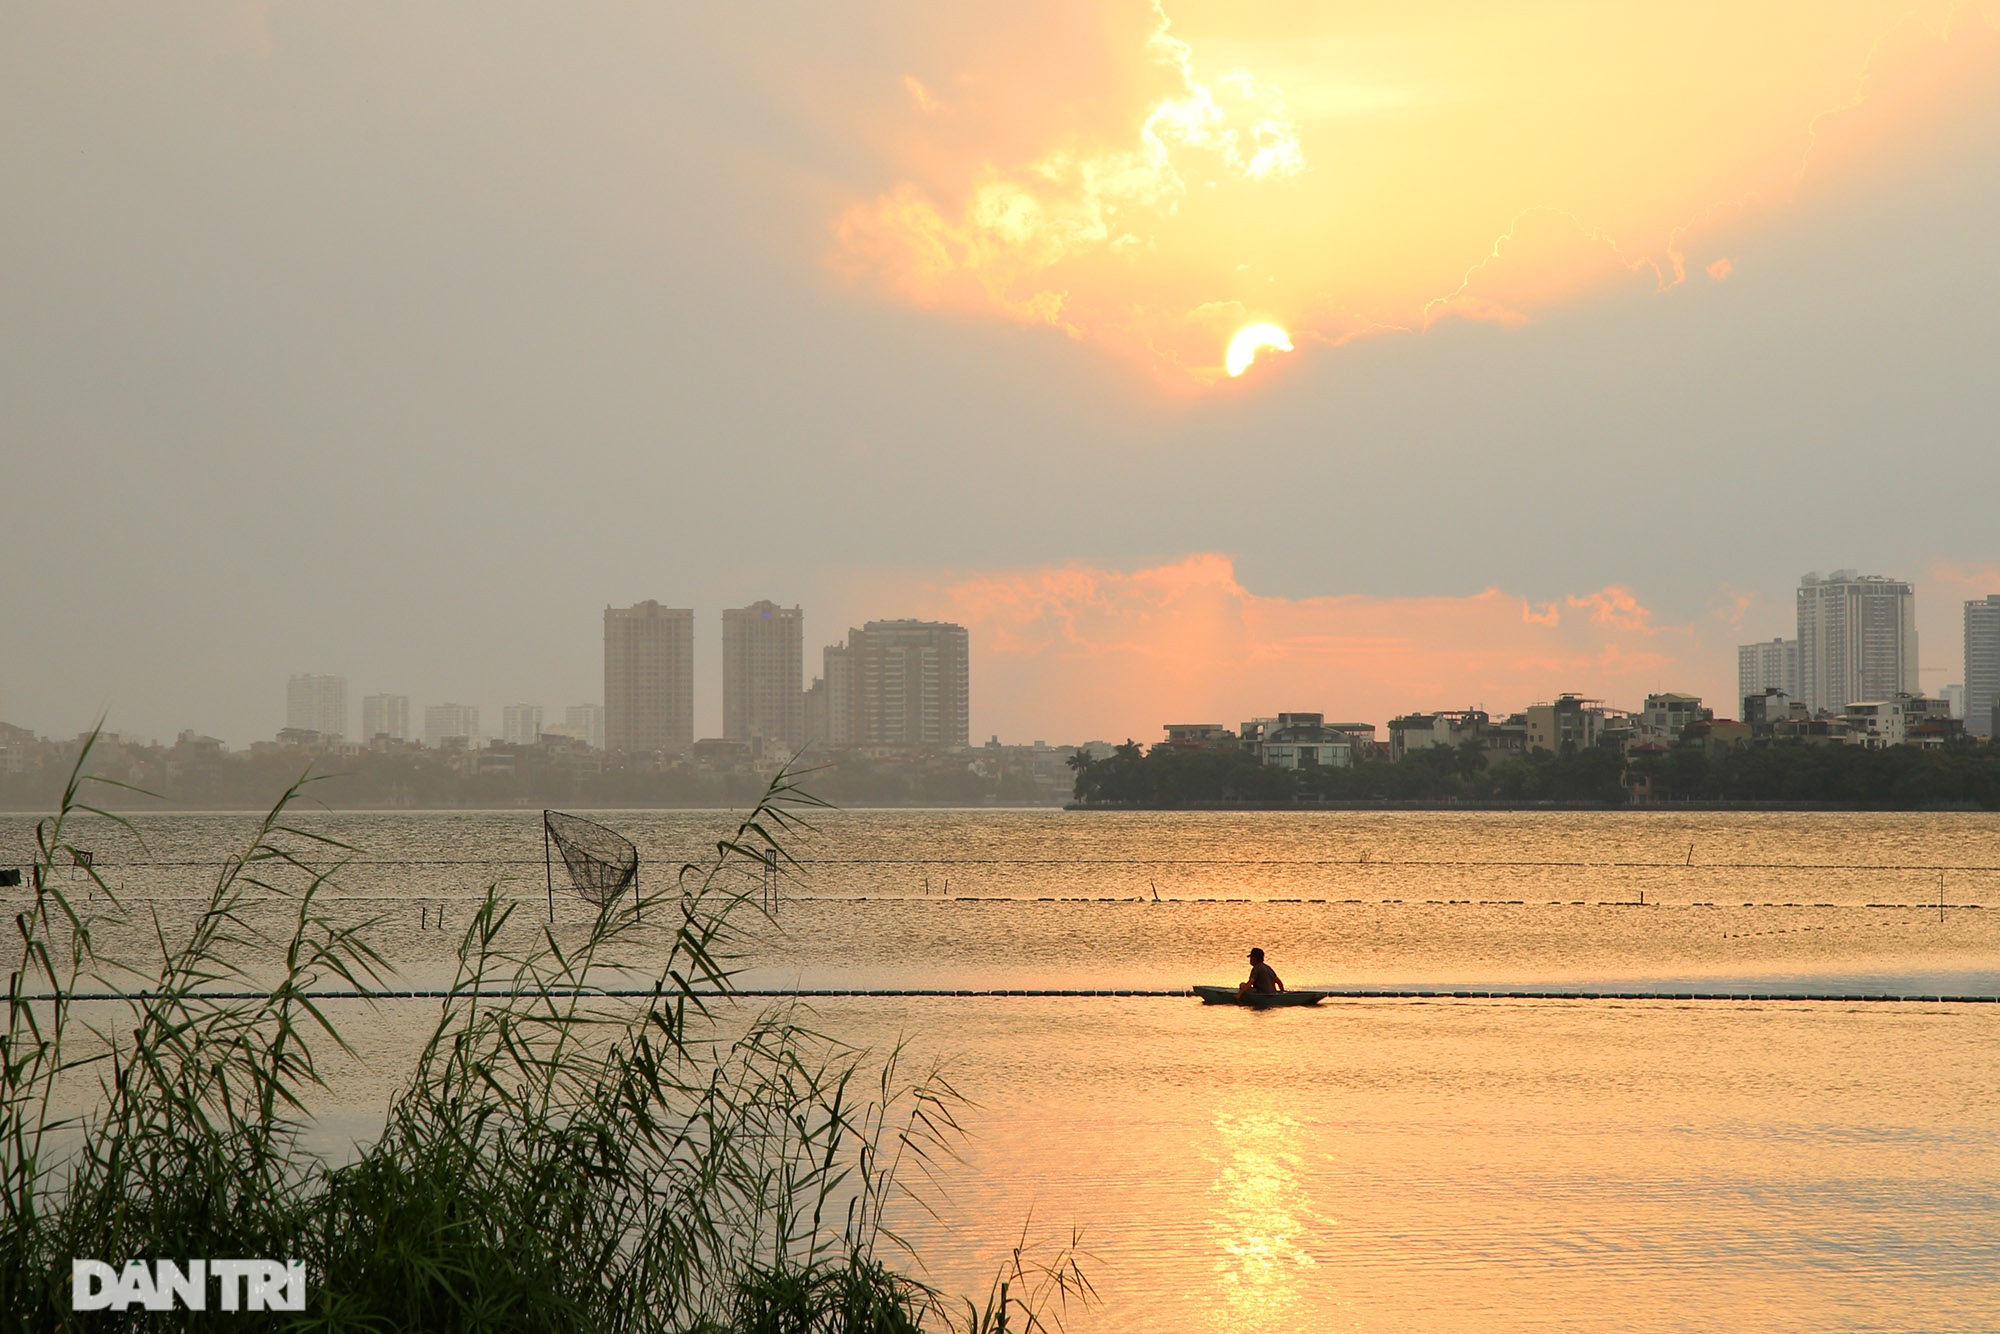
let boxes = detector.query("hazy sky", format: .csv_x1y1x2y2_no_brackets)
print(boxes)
4,1,1998,746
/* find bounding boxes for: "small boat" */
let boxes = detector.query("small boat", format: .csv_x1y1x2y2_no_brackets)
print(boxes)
1192,985,1327,1007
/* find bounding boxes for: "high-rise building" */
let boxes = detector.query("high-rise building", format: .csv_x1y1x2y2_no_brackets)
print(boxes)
361,693,409,742
823,644,854,745
286,674,347,740
843,620,969,749
564,704,606,751
1966,594,2000,739
1796,571,1916,713
722,601,804,748
1737,638,1799,709
604,602,694,754
424,702,481,749
501,703,544,746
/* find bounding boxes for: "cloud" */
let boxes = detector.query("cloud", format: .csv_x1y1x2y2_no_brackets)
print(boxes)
829,1,2000,384
861,554,1724,741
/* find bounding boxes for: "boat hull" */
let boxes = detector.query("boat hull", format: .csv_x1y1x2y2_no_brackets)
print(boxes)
1193,985,1326,1007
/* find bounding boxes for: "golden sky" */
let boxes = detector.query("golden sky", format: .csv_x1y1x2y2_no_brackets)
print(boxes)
834,0,2000,385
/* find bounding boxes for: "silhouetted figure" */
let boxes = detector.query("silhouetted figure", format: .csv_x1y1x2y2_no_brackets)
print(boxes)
1239,947,1285,998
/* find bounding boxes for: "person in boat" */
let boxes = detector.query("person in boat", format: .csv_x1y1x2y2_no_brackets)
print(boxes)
1239,947,1285,999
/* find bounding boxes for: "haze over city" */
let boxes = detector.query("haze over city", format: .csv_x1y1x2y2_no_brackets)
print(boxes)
4,2,1999,747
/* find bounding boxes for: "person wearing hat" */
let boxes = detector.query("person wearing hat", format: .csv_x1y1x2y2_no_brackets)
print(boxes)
1238,947,1285,999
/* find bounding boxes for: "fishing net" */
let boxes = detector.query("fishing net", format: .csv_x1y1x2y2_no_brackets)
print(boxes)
544,810,639,908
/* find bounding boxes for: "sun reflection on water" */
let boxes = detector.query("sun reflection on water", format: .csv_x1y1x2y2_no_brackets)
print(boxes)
1207,1100,1327,1333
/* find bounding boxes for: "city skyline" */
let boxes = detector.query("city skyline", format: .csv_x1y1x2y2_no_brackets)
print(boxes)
3,6,1997,753
19,560,2000,752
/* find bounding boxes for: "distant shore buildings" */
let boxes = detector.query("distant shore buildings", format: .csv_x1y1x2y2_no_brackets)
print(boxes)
1737,638,1800,706
423,702,480,751
286,674,346,742
604,601,694,755
30,567,1981,805
808,620,971,752
361,693,409,743
723,601,804,750
1967,595,2000,739
1795,570,1917,714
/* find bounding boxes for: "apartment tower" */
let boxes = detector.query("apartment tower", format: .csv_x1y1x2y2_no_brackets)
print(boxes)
423,703,480,749
845,620,970,749
1736,638,1799,709
722,601,804,748
286,674,347,740
501,704,544,746
564,703,606,751
1966,594,2000,738
1795,571,1917,713
604,602,694,754
360,693,409,742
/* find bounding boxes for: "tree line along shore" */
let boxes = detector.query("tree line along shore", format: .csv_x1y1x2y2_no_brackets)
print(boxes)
1066,738,2000,810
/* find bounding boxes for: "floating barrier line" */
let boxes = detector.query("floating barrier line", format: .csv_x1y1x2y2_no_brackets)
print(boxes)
23,857,2000,872
0,895,1989,911
15,988,1997,1004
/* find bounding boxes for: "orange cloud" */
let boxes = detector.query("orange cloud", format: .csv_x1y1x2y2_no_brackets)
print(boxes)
867,554,1727,742
831,1,2000,384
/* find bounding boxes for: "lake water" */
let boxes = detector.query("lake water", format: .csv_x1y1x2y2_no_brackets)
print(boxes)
5,807,1998,1331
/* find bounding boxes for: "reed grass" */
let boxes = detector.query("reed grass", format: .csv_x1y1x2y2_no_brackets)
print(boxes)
0,733,1091,1331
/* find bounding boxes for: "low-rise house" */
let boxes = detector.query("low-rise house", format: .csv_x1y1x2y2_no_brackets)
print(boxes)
1524,695,1628,754
1680,718,1752,758
1160,724,1238,750
1639,693,1710,743
1844,694,1955,748
1249,713,1354,769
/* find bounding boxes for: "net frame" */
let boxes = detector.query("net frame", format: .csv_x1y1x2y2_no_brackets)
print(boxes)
543,810,640,920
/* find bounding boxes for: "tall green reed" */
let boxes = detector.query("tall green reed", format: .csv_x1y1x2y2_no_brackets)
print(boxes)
0,737,1091,1331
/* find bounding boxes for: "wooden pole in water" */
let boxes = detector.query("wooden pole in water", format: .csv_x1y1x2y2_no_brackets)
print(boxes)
544,813,555,924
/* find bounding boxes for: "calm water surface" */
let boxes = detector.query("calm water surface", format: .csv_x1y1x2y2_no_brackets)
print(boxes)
5,808,1997,1331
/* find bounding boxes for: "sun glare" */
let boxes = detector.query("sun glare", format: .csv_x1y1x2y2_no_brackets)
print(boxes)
1226,324,1293,377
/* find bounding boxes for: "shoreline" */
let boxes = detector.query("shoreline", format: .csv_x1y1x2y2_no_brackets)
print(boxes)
1065,799,1999,812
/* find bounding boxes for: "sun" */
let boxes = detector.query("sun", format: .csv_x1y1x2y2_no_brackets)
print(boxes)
1225,324,1293,377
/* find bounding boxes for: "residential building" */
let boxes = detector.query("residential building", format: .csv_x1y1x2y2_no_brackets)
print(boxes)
1967,595,2000,738
832,620,970,750
1742,688,1797,729
1639,693,1711,742
1387,709,1486,760
802,678,830,748
1161,724,1237,750
501,704,544,746
286,674,347,740
722,601,804,749
1238,717,1279,749
423,702,481,750
604,602,694,755
1737,638,1800,704
1680,718,1753,758
1524,695,1614,753
804,643,856,748
360,693,409,742
1796,571,1917,713
1941,684,1966,720
564,704,606,752
1842,694,1955,749
1252,713,1353,769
